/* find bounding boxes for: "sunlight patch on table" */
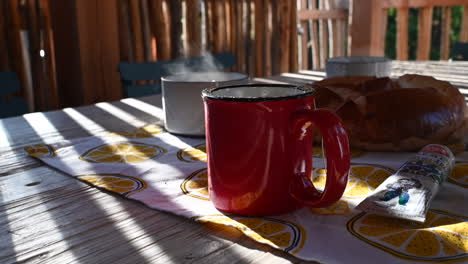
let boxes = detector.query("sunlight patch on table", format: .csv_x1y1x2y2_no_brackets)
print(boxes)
23,113,65,143
96,102,147,127
280,73,324,81
120,98,164,121
63,108,108,134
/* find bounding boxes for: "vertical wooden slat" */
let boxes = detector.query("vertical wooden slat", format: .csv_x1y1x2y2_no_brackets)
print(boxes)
254,0,264,77
228,0,237,64
440,7,452,60
40,0,59,109
336,19,346,57
170,0,183,58
318,0,328,68
149,0,171,60
279,0,291,73
118,0,133,62
225,0,232,53
140,0,152,61
129,0,144,62
247,0,255,76
300,0,308,70
205,0,213,52
264,0,272,76
27,0,47,110
236,0,245,73
186,0,201,57
328,0,338,58
309,0,319,69
290,0,298,72
397,7,409,60
417,7,434,60
212,0,225,53
460,6,468,42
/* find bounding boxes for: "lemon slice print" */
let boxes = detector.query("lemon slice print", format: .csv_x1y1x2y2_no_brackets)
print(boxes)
193,215,306,254
108,125,164,138
24,144,56,158
347,210,468,262
80,141,167,163
313,145,364,159
181,168,209,200
177,144,207,162
310,200,351,215
312,163,395,199
450,162,468,188
78,174,146,197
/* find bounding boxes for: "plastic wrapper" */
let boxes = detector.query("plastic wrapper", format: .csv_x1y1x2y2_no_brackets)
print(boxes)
356,144,455,223
313,74,467,151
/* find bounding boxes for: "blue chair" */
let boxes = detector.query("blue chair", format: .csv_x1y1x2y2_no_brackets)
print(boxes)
452,42,468,61
118,52,236,98
0,72,28,118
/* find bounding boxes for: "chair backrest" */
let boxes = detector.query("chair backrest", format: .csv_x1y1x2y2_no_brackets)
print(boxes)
0,72,29,118
452,42,468,61
118,52,236,98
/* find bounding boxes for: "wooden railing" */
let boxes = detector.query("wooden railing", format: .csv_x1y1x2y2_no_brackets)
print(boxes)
350,0,468,60
0,0,58,112
298,0,348,70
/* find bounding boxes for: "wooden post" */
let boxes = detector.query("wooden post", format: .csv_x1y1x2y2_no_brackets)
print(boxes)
349,0,386,56
236,0,245,73
318,0,328,68
50,0,122,107
397,7,409,60
279,0,291,73
309,0,319,69
417,6,434,60
440,7,452,60
129,0,144,62
169,0,183,58
300,0,309,70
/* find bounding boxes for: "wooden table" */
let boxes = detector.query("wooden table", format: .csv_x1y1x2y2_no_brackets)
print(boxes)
1,61,467,264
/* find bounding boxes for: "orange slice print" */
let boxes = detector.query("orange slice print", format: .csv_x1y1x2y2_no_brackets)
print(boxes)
177,144,207,162
310,200,351,215
108,125,164,138
193,215,306,254
313,145,365,159
180,168,209,200
450,162,468,188
312,163,395,199
347,210,468,262
24,144,56,158
80,141,167,163
78,174,146,197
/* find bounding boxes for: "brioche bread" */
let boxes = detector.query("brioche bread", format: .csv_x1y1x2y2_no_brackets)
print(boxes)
313,74,466,151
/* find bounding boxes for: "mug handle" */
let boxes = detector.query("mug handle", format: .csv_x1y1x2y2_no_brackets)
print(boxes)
289,109,350,208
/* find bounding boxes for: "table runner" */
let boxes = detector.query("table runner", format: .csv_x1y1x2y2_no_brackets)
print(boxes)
24,124,467,264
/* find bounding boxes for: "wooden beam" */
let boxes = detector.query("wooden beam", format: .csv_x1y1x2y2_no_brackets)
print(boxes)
50,0,122,107
397,7,409,60
349,0,386,56
417,6,434,60
298,9,348,20
440,7,452,60
382,0,468,9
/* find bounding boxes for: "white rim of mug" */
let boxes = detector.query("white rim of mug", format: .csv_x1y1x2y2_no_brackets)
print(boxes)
202,84,316,102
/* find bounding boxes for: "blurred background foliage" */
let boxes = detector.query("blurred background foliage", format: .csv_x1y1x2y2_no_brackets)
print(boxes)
385,6,464,60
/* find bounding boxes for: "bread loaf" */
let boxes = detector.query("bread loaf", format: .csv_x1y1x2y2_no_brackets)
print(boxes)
313,74,467,151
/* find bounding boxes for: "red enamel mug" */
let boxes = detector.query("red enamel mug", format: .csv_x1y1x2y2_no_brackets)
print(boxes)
202,84,350,215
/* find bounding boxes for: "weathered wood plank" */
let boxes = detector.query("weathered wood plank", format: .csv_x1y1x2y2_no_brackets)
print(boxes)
129,0,144,62
290,0,298,73
254,0,264,77
417,6,434,60
297,9,347,20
